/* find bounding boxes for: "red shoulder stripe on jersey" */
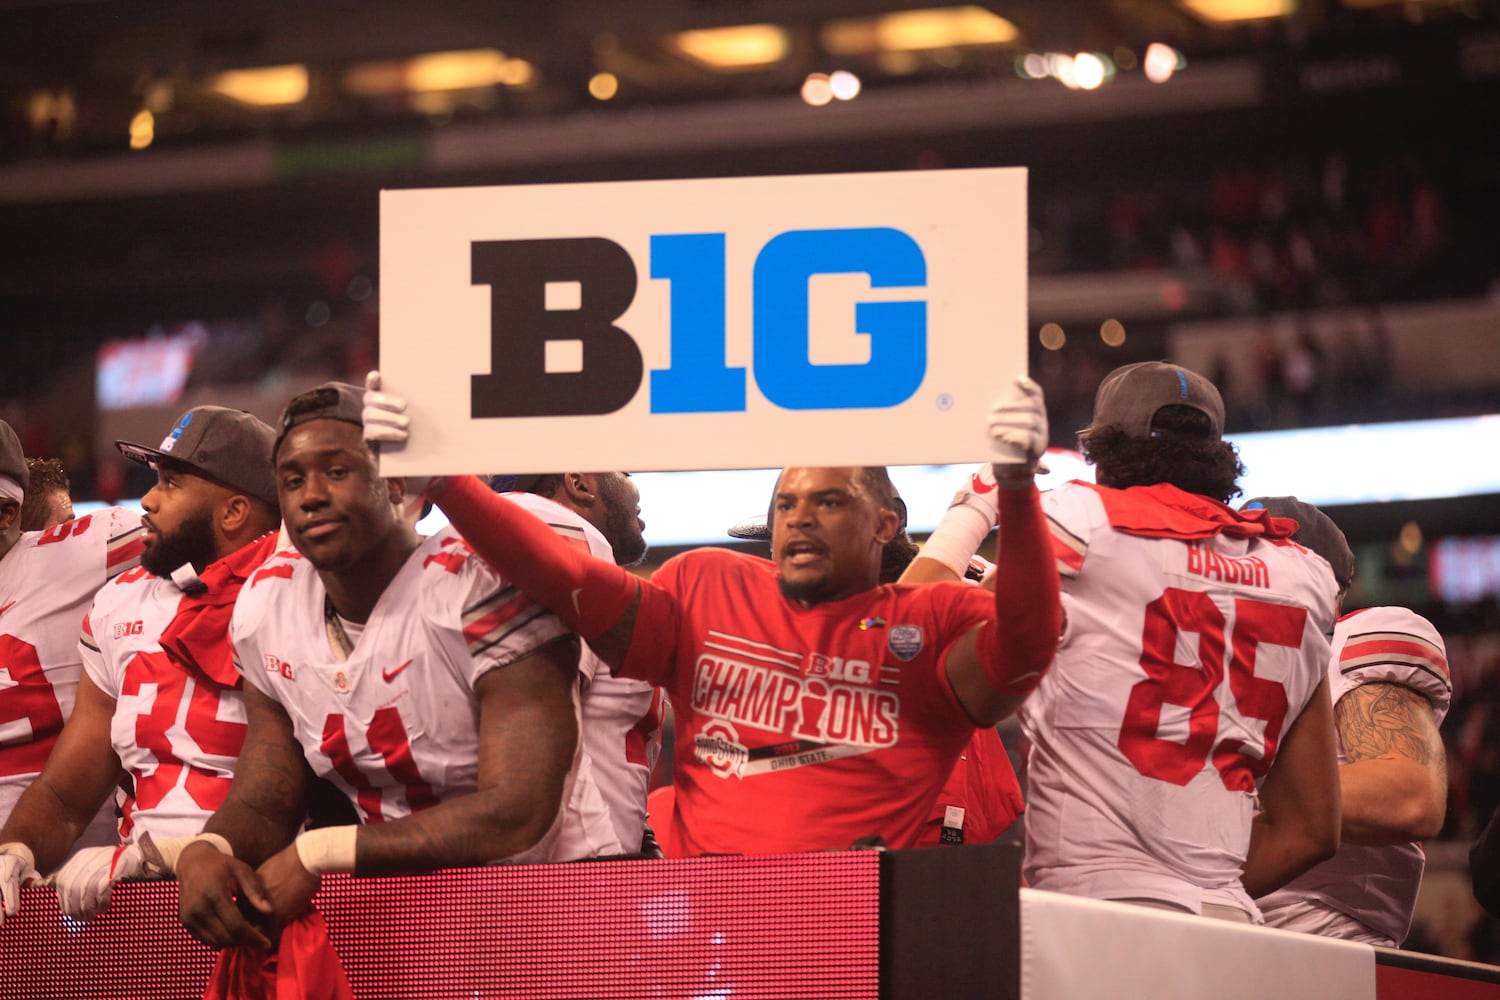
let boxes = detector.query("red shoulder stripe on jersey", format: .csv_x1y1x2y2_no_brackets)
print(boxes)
251,562,297,587
544,523,592,553
114,565,151,586
462,587,543,655
105,526,145,578
80,610,100,653
1047,516,1085,578
1339,632,1451,687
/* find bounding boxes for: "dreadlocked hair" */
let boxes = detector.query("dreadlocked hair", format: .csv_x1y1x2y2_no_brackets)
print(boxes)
880,532,921,584
1080,405,1246,504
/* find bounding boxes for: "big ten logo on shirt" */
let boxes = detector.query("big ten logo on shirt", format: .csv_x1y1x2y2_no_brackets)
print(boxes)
378,169,1028,474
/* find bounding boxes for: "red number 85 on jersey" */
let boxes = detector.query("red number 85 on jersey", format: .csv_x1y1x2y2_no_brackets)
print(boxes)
1119,588,1308,792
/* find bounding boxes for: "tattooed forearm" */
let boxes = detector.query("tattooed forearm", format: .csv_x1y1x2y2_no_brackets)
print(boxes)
1337,682,1441,766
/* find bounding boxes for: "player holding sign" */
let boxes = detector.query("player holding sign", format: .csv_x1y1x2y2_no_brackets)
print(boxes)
1,406,280,922
1021,362,1341,921
0,419,144,923
364,370,1060,856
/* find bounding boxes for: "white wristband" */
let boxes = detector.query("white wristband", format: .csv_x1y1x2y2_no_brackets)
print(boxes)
917,503,994,579
294,826,358,875
152,832,234,873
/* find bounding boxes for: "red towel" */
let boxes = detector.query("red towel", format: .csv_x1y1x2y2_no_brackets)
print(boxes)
202,908,353,1000
1081,482,1299,542
159,532,279,687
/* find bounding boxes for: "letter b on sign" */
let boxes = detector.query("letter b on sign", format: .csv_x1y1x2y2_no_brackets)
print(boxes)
470,238,644,418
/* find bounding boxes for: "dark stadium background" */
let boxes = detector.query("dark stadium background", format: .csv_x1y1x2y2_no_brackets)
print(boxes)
2,0,1497,965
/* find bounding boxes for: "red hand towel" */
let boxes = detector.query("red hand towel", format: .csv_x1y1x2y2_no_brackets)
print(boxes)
202,908,353,1000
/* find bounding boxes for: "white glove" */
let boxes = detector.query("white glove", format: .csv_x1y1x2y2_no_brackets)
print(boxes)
987,375,1049,478
950,462,1001,525
0,842,41,925
362,370,410,446
54,843,143,921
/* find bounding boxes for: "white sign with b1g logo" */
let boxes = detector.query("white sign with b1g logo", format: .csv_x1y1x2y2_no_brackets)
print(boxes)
378,167,1027,475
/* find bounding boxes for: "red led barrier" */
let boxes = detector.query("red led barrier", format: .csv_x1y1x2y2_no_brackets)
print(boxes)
1,852,884,999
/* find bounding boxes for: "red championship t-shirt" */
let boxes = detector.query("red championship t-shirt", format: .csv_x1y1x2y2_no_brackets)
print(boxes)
620,547,994,856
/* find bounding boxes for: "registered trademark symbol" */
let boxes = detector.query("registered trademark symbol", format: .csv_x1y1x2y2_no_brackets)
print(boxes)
935,393,954,411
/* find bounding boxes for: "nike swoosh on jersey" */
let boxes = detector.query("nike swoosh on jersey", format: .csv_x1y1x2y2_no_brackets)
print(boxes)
0,601,15,617
382,659,413,683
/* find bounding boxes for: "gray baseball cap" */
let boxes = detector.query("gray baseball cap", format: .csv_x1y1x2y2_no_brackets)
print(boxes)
0,420,28,494
117,406,278,508
1085,361,1225,441
273,381,365,458
1241,495,1355,590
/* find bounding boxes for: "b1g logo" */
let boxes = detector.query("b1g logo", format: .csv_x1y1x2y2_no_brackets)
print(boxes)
469,227,928,418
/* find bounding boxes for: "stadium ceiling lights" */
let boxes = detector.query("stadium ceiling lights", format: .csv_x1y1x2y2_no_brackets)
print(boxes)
667,24,790,71
209,65,309,107
343,49,535,97
822,6,1019,56
1178,0,1298,23
407,50,530,92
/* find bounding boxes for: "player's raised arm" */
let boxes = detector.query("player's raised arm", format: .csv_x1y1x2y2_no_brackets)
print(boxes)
942,377,1061,725
363,371,658,670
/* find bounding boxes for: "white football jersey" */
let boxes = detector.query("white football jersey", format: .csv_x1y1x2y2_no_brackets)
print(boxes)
1022,482,1337,917
233,527,596,861
81,565,247,841
1259,606,1451,945
503,493,662,857
0,508,142,846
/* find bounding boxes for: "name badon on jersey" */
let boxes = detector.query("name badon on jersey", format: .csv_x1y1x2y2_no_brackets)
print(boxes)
1185,543,1271,589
